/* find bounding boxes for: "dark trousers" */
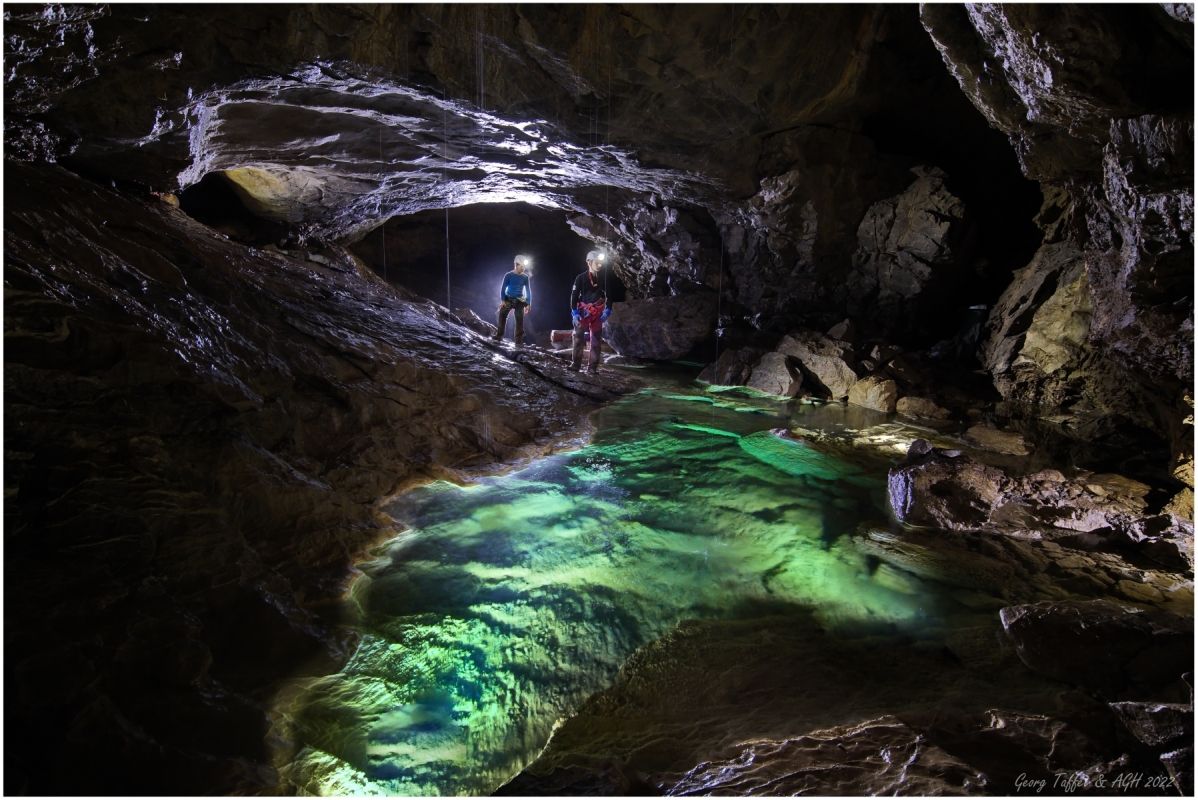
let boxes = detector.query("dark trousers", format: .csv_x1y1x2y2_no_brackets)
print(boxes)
495,300,525,343
571,316,603,371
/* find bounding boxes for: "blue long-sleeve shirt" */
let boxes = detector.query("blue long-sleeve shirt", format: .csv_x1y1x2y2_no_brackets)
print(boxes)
499,271,531,304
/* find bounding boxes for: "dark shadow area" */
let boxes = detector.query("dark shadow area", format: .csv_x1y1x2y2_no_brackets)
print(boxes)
859,7,1044,348
177,172,289,246
351,203,625,338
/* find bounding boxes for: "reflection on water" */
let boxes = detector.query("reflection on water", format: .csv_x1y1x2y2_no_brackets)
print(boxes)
277,388,954,796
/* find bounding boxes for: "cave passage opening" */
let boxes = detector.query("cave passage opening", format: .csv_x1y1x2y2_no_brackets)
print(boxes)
178,171,292,246
351,202,626,339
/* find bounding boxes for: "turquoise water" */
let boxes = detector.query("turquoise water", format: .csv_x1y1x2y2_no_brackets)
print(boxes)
276,387,954,795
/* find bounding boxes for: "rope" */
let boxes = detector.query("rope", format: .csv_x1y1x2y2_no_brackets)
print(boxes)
443,91,451,310
379,125,388,284
713,8,738,368
716,239,723,364
604,17,612,301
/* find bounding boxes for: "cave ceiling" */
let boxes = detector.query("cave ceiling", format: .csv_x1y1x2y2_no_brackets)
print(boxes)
3,4,900,244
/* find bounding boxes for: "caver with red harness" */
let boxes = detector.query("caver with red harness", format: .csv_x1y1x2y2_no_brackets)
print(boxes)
569,250,612,373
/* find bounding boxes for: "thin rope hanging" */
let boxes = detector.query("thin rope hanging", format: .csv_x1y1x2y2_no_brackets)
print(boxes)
379,126,388,285
603,15,612,300
443,91,451,311
713,8,739,367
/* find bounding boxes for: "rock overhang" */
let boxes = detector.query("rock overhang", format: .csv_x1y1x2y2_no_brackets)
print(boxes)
64,60,723,248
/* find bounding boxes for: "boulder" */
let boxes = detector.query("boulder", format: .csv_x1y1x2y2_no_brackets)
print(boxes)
453,307,495,338
888,449,1006,530
604,293,718,360
848,376,897,413
896,396,952,420
777,331,859,399
826,318,856,342
1108,701,1191,748
697,347,762,386
845,166,969,335
999,600,1192,699
745,352,802,398
886,444,1180,553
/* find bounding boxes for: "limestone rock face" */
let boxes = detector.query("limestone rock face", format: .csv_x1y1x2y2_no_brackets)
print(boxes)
1092,114,1194,383
603,293,718,360
666,716,986,795
503,608,1159,797
846,167,969,335
920,5,1190,182
981,242,1089,407
848,375,898,414
1108,702,1192,749
923,3,1193,471
718,128,910,331
776,331,859,399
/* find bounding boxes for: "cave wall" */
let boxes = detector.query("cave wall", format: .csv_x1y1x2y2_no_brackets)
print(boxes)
922,4,1194,483
3,160,604,793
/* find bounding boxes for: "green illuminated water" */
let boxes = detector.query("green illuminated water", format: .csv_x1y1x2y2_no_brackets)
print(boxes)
278,387,950,796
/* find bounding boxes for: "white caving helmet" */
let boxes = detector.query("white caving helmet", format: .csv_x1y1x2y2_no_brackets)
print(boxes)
514,254,532,271
585,249,606,263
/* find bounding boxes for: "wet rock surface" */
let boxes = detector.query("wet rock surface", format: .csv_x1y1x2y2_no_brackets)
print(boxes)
3,161,632,793
501,610,1175,796
1000,601,1192,700
887,442,1193,571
